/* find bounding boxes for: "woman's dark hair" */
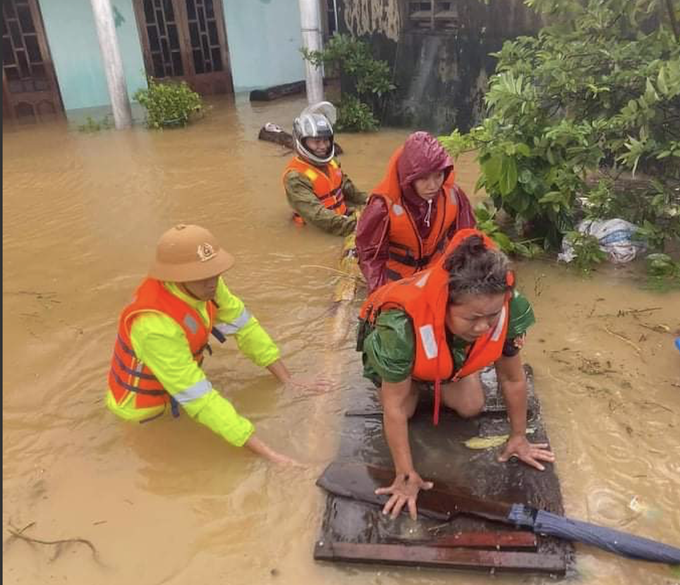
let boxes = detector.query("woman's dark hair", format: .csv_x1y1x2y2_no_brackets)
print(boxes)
444,235,512,304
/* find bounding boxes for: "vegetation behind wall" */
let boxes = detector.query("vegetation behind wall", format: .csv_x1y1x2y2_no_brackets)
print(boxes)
303,34,395,131
440,0,680,280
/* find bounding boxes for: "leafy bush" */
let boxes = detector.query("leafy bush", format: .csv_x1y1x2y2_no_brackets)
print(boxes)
440,0,680,253
336,94,378,131
302,34,395,131
77,115,113,133
646,253,680,277
562,231,608,274
644,253,680,289
134,78,203,129
473,202,543,258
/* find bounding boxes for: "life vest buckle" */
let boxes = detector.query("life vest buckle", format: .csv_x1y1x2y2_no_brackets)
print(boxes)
170,397,180,418
356,316,371,352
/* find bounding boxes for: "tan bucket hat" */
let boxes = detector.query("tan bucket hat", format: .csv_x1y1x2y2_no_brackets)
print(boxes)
148,224,235,282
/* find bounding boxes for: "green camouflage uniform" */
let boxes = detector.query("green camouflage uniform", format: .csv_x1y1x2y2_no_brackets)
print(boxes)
283,160,367,236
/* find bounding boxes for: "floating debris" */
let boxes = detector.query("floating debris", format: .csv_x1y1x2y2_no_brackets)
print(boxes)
464,429,536,450
629,495,662,521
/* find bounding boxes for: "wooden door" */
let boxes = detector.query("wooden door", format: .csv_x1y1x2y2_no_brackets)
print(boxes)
133,0,233,95
2,0,63,122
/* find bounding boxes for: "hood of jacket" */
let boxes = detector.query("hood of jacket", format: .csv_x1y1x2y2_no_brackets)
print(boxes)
396,131,454,237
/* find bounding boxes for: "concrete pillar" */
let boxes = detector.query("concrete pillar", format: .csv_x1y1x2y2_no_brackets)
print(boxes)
90,0,132,129
298,0,324,104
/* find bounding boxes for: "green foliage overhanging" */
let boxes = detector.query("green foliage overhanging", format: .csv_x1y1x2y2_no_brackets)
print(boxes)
302,34,395,131
440,0,680,255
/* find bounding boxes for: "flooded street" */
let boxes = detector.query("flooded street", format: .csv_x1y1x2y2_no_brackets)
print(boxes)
3,96,679,585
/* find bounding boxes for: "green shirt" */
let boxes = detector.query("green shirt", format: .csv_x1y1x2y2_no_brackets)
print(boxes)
361,290,535,384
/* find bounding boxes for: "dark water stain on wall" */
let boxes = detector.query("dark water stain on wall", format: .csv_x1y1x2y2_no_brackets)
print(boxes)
337,0,542,133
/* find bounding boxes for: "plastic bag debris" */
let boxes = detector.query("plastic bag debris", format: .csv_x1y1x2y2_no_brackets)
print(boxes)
558,219,646,264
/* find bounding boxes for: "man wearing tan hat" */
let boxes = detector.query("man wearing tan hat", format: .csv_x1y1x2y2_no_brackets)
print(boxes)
106,224,301,465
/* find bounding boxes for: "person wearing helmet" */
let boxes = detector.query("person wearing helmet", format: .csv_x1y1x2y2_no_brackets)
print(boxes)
282,103,367,235
106,224,304,465
356,131,477,294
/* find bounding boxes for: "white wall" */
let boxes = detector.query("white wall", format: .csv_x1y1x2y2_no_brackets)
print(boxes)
223,0,306,92
40,0,146,110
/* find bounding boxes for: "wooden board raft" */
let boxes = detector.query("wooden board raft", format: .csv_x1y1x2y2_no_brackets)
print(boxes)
314,366,573,576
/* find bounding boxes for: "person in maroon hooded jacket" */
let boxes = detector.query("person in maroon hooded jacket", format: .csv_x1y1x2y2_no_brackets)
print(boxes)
356,131,476,294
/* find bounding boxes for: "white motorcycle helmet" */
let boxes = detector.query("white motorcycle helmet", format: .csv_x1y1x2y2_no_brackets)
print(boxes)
293,101,337,165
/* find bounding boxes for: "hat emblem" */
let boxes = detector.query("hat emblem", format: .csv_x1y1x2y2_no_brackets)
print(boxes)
197,242,217,262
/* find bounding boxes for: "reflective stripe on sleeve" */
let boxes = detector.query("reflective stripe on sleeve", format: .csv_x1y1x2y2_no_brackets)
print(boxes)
172,379,213,404
491,306,507,342
214,308,252,336
419,324,438,360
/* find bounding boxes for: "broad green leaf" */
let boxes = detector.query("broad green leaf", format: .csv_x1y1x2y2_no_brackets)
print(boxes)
474,205,492,221
483,156,503,187
492,231,513,252
515,143,532,157
657,67,669,95
518,169,534,184
513,242,530,257
645,78,659,103
513,194,531,213
499,157,518,196
539,191,562,204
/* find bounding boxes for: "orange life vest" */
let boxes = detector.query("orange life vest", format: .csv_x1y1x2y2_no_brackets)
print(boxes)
359,229,512,424
283,156,347,225
108,279,216,412
370,145,459,281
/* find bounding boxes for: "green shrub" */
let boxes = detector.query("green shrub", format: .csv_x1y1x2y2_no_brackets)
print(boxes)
134,78,203,129
336,94,378,132
302,34,395,132
473,202,543,258
562,231,608,274
77,115,113,133
644,253,680,289
439,0,680,254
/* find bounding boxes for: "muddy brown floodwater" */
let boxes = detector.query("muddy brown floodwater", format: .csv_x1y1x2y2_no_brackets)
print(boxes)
3,96,679,585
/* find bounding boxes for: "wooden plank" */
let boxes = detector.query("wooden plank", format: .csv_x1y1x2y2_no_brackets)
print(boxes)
316,461,513,523
173,0,196,79
314,541,566,575
130,0,154,79
29,0,64,114
211,0,234,93
385,530,537,549
426,531,537,550
250,80,306,101
315,365,572,573
257,124,344,154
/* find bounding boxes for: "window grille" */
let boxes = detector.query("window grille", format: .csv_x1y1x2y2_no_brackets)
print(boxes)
407,1,459,30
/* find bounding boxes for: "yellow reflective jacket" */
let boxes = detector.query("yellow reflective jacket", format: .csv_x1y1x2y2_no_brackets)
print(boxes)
106,278,280,446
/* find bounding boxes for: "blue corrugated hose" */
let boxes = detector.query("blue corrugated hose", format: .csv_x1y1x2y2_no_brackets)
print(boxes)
509,504,680,564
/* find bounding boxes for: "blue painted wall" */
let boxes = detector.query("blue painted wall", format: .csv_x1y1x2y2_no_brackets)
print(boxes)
39,0,147,111
222,0,306,92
